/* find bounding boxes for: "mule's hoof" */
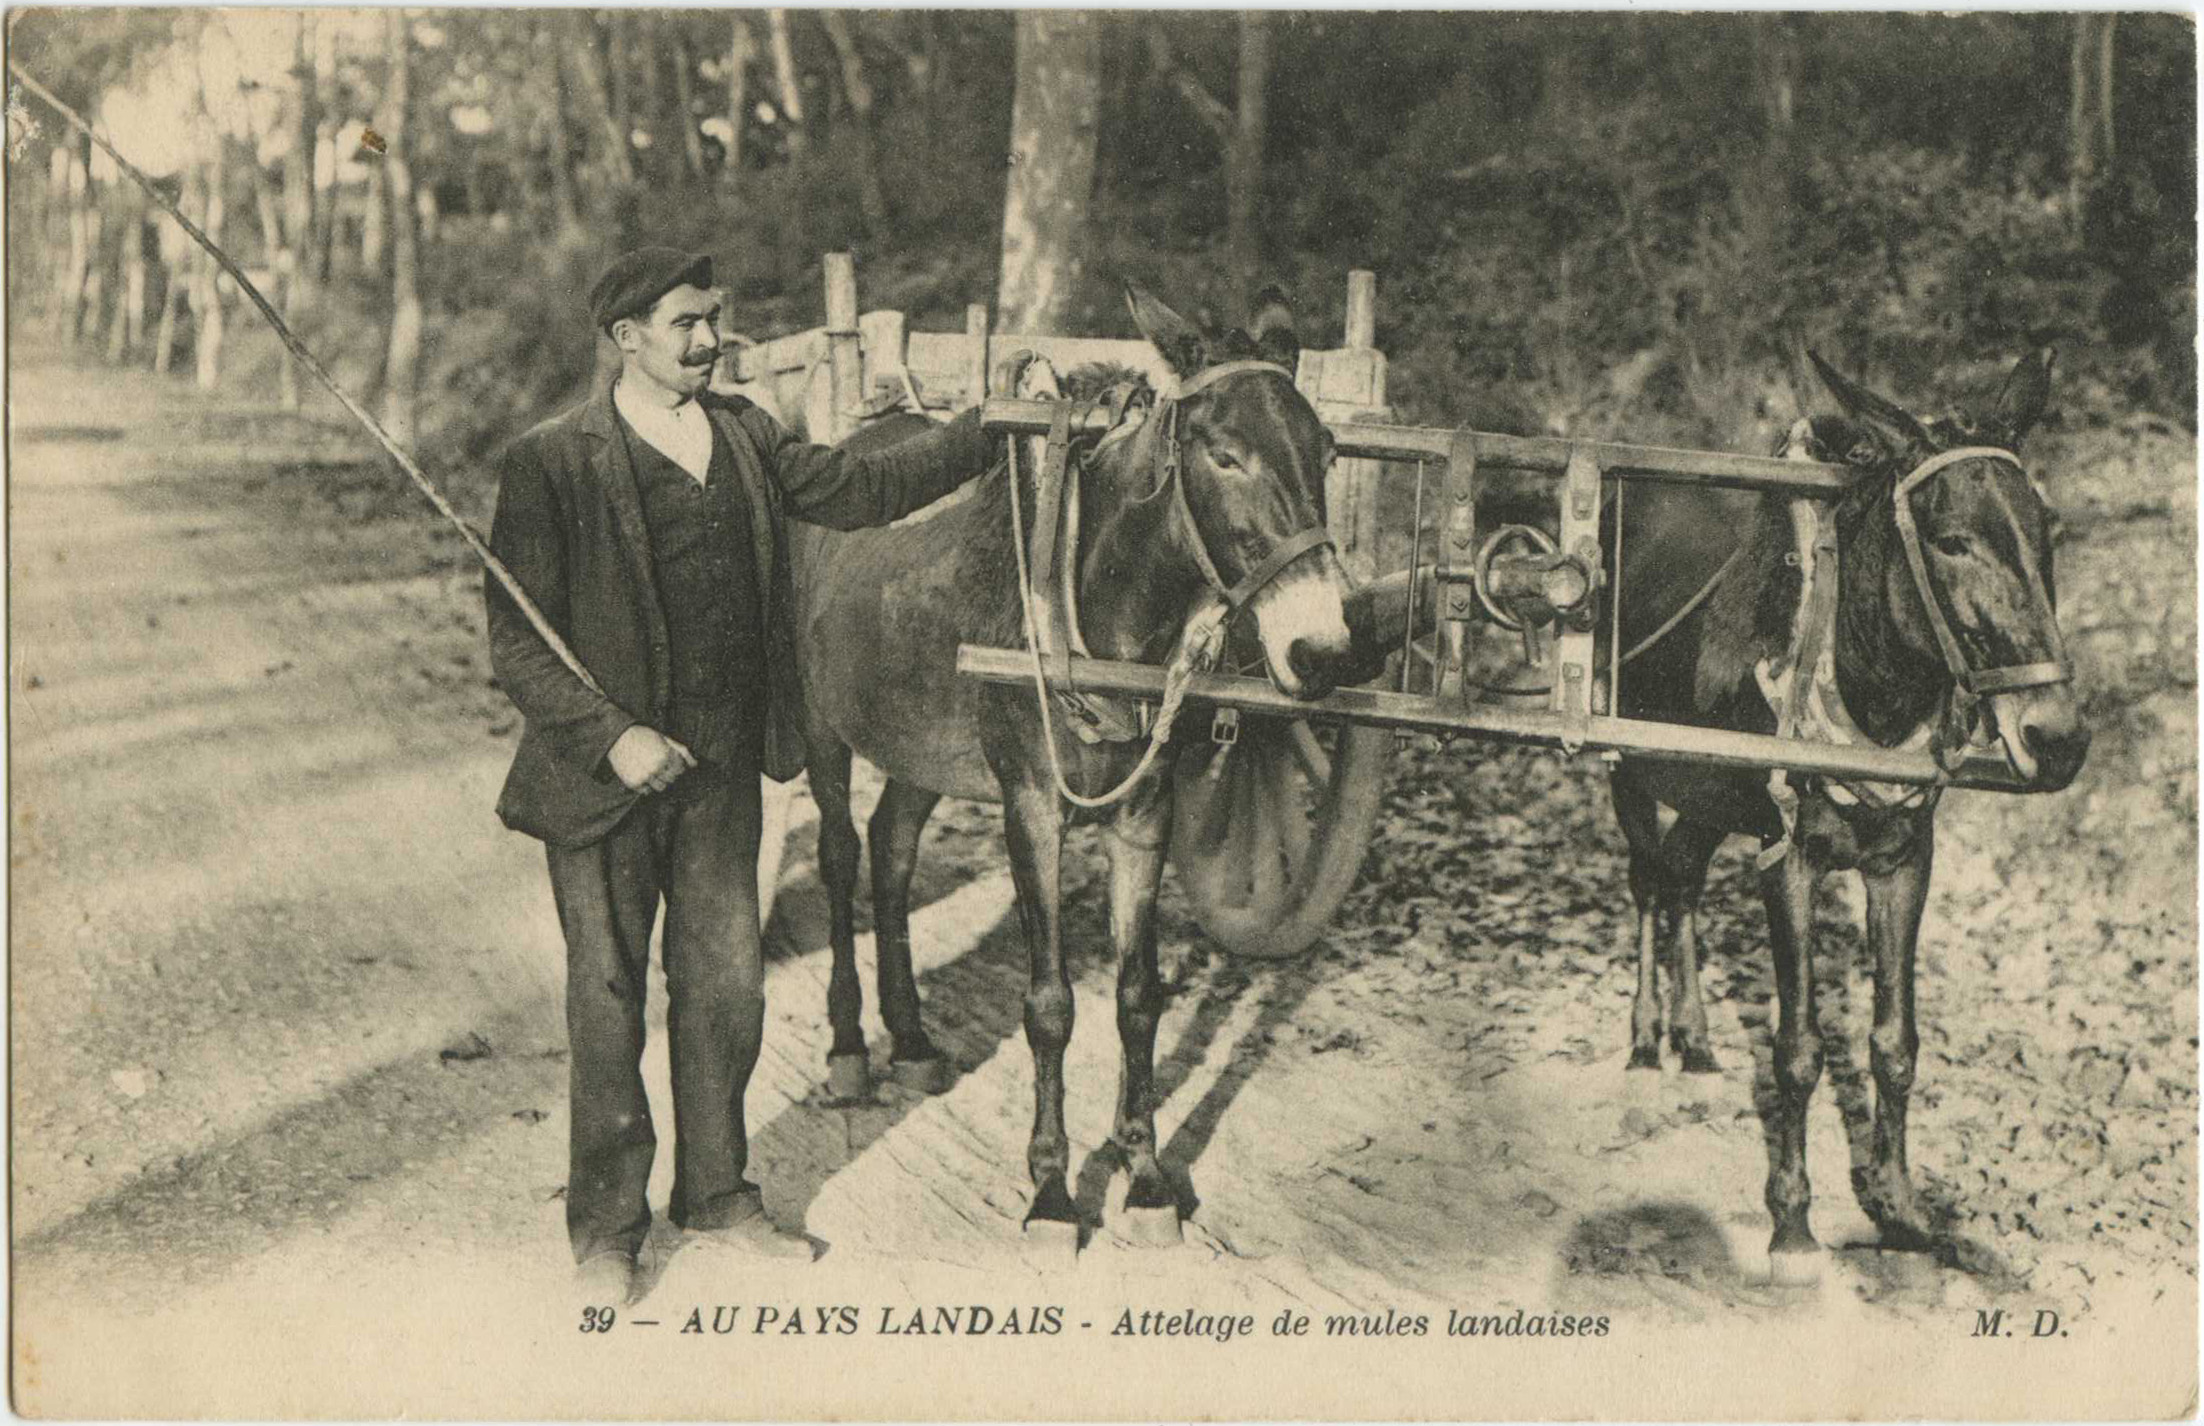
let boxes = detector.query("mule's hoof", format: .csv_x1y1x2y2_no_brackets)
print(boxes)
1626,1044,1663,1073
824,1053,873,1105
1679,1045,1722,1075
889,1055,954,1095
1119,1203,1182,1249
1021,1216,1081,1264
1768,1247,1824,1287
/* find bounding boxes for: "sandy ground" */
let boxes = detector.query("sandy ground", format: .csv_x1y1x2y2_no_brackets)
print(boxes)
8,360,2195,1419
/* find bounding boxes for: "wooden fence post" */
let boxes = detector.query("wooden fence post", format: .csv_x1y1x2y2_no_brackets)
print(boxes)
965,302,991,409
822,251,862,441
1299,269,1389,582
859,309,907,410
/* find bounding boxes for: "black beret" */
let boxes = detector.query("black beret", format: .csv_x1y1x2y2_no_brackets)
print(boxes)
589,246,714,331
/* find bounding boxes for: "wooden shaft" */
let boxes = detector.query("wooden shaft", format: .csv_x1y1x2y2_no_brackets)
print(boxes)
954,646,2031,792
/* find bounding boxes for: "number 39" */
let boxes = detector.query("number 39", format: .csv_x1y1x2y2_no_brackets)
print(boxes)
580,1306,617,1333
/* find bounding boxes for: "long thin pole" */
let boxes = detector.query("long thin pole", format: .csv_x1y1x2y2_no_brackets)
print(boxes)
8,61,608,699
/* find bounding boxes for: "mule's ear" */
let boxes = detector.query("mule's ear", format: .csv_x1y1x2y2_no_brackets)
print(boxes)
1249,283,1300,371
1988,347,2055,446
1808,351,1930,455
1125,282,1207,378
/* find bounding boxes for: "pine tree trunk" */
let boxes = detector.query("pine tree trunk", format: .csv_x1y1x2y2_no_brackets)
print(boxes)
997,12,1101,334
79,195,107,348
55,135,90,342
192,149,228,392
381,8,423,448
2069,12,2118,237
821,11,888,232
606,12,632,171
108,190,147,363
566,12,633,189
768,9,811,287
311,18,339,283
672,24,706,179
362,162,386,271
281,11,319,410
767,9,808,156
540,17,586,234
725,14,754,178
153,167,198,376
1226,12,1270,292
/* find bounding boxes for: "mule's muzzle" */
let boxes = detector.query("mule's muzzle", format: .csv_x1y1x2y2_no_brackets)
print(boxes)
1284,635,1347,702
1989,689,2090,791
2016,715,2090,791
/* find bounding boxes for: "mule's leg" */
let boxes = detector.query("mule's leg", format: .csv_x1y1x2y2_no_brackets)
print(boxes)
869,778,951,1091
1609,772,1666,1070
1105,775,1178,1243
1664,816,1728,1075
1000,776,1079,1243
1759,848,1826,1282
811,742,872,1103
1860,823,1935,1249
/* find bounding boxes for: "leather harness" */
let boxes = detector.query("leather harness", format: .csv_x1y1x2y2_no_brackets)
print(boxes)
1024,359,1336,745
1753,424,2071,866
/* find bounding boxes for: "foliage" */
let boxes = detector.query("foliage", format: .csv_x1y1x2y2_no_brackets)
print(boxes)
6,9,2194,488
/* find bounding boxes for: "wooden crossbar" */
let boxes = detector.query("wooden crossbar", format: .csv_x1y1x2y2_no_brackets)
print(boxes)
979,399,1856,499
954,647,2031,793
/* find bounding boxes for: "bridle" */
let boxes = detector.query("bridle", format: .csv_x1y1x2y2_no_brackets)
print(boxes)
1000,356,1339,810
1886,446,2070,762
1140,359,1337,614
1755,434,2073,858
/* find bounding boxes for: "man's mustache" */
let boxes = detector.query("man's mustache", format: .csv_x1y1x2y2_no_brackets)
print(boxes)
682,350,720,368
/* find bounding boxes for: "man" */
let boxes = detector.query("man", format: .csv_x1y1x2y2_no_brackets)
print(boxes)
485,247,991,1302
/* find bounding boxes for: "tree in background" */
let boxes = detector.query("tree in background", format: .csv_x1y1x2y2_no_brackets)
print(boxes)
998,11,1100,334
379,8,422,447
820,11,888,232
1145,14,1271,293
4,10,2192,467
2070,13,2118,237
278,11,317,408
723,13,755,179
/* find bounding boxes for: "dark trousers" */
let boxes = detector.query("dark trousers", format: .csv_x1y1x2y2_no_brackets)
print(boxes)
544,763,767,1263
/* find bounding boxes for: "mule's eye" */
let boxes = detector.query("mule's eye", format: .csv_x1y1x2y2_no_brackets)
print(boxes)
1211,448,1242,471
1933,534,1970,557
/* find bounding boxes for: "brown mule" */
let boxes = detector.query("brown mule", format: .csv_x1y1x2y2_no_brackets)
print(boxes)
1605,351,2086,1281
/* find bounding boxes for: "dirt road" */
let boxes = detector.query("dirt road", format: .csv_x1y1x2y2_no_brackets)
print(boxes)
9,359,2194,1418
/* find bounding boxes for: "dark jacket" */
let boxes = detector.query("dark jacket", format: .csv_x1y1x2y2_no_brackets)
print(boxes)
485,384,991,847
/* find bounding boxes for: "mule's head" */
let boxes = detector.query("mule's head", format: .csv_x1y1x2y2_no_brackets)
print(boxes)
1126,282,1352,699
1812,350,2088,790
